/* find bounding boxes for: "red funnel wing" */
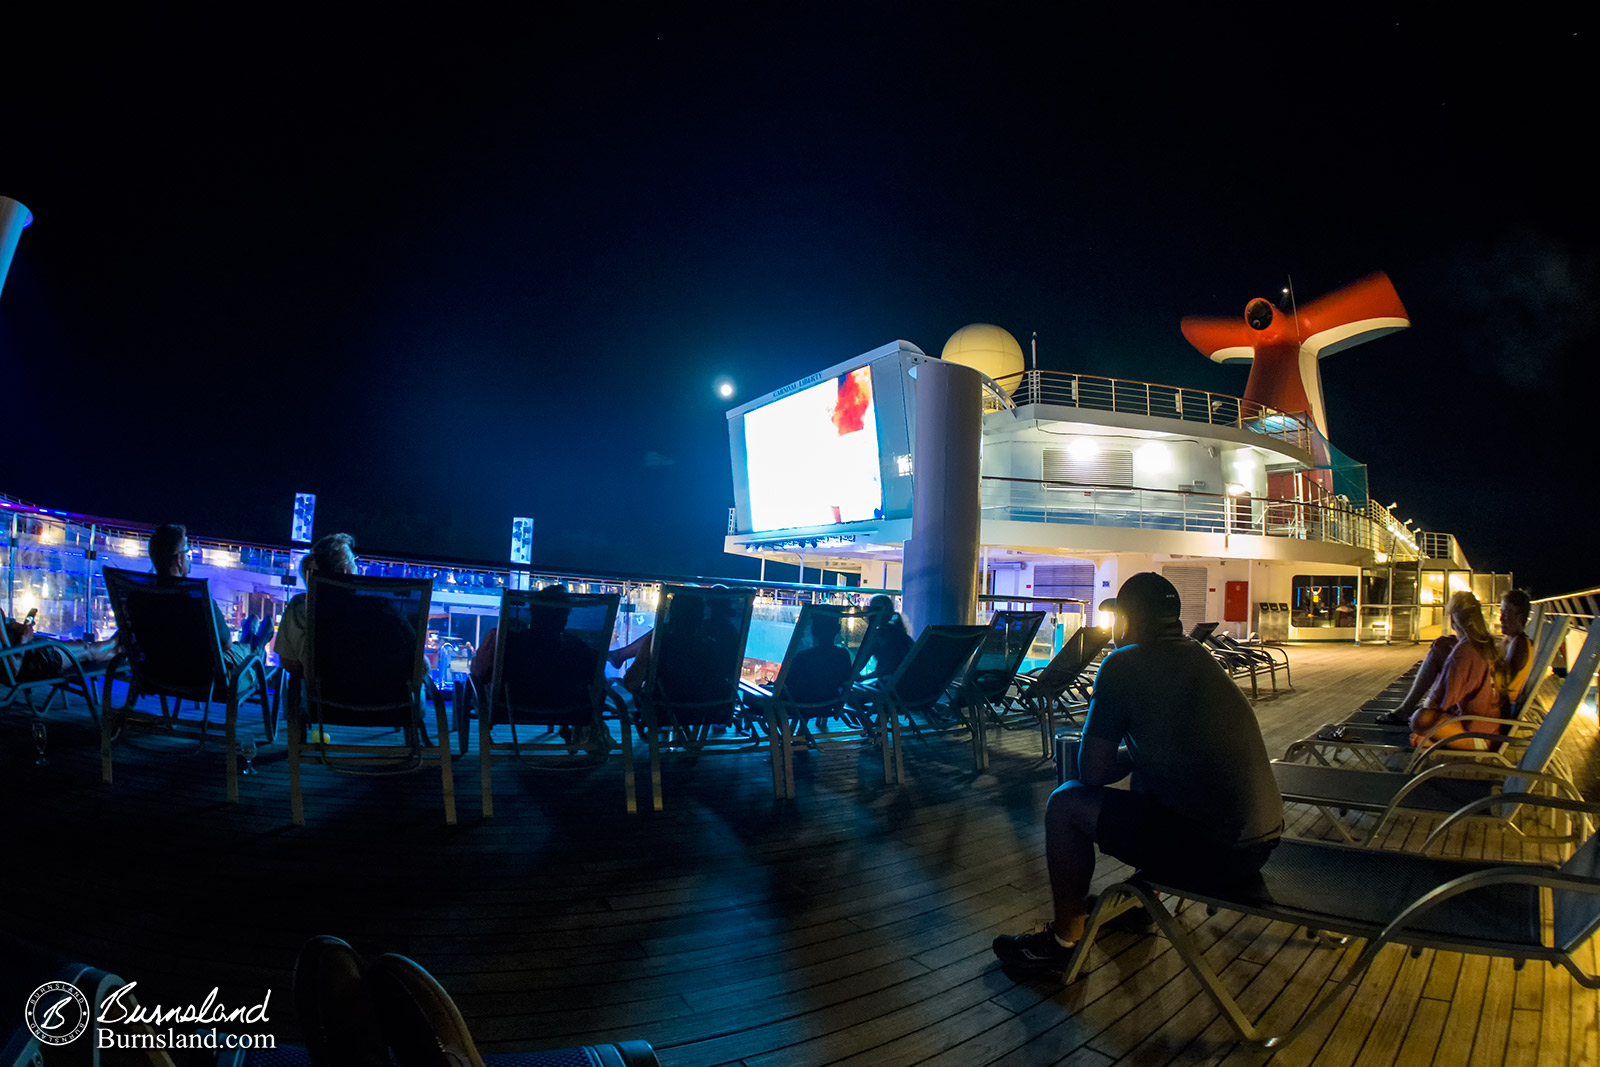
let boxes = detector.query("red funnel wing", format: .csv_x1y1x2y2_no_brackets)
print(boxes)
1180,316,1257,364
1297,272,1411,356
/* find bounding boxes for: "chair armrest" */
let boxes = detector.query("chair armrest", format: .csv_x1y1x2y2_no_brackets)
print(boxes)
1385,761,1584,819
1421,793,1600,852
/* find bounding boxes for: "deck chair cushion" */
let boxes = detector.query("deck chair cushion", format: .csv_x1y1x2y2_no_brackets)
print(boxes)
1152,838,1542,947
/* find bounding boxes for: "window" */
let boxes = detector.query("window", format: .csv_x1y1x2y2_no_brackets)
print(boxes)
1292,574,1357,628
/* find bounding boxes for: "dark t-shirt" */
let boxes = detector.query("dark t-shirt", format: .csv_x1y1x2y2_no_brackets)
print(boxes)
1082,633,1282,848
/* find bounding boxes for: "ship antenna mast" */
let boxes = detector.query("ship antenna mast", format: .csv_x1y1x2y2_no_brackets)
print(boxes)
1031,330,1038,371
1285,274,1301,345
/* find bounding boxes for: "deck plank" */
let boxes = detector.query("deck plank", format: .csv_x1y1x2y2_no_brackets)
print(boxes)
4,641,1598,1064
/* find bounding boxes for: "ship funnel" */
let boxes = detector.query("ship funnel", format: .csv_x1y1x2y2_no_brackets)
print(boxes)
1,196,35,303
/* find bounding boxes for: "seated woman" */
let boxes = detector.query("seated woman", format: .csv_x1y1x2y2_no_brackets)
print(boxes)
3,612,119,678
272,532,358,677
858,595,912,681
1407,591,1508,751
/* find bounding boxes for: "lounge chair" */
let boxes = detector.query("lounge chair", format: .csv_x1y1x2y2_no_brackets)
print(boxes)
1062,793,1600,1049
99,566,276,803
961,609,1047,735
996,625,1111,756
627,584,756,812
1272,619,1600,844
475,589,626,817
743,601,882,799
1,606,109,726
848,624,990,784
286,573,456,825
1212,630,1291,689
1202,631,1277,698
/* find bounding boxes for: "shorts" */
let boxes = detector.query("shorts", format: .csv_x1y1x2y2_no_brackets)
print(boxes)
1096,788,1278,890
16,645,70,682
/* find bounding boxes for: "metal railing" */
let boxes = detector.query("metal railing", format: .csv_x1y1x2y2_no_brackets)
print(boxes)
2,499,899,692
990,369,1314,454
1537,588,1600,627
979,475,1394,551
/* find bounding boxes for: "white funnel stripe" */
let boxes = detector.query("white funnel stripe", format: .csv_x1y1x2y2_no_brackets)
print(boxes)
1299,344,1327,437
1206,345,1256,365
1302,316,1411,360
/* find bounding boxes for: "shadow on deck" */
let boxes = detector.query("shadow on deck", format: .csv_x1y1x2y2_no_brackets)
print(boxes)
3,642,1596,1065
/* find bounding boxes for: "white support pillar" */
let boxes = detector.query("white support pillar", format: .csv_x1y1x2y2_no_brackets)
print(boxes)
902,358,982,632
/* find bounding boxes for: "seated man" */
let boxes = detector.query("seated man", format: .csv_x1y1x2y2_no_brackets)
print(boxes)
148,524,268,668
783,613,856,730
1500,589,1533,705
473,585,600,706
992,572,1283,973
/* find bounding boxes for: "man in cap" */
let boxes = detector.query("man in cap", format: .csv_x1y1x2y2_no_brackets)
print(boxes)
993,571,1282,974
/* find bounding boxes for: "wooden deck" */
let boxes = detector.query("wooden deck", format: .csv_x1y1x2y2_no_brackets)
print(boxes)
4,642,1598,1065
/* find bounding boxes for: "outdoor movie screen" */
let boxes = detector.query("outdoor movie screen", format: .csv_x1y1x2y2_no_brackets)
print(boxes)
743,366,883,532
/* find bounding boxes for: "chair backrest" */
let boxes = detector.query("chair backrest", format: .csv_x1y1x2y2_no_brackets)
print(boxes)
771,602,881,709
883,624,990,709
1513,614,1569,714
1020,626,1111,699
646,584,756,726
0,607,17,686
1189,621,1220,642
102,565,225,698
490,588,619,723
966,610,1047,692
305,573,432,726
1555,829,1600,952
1509,621,1600,789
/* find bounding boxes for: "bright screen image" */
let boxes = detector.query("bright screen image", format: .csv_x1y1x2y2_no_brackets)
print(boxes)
744,367,882,532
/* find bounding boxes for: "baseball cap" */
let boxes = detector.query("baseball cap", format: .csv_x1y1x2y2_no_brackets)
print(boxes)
1116,572,1182,625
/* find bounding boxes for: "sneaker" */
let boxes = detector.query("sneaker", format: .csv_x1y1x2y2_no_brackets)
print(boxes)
992,925,1077,974
1372,711,1407,726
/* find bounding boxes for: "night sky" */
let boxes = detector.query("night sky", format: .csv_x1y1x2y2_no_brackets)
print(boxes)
2,8,1593,594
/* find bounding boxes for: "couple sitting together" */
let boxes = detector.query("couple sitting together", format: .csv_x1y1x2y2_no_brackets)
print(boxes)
1372,588,1532,749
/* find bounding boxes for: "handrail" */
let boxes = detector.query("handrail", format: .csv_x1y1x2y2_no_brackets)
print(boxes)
977,474,1403,554
0,497,840,595
990,369,1314,454
1535,589,1600,625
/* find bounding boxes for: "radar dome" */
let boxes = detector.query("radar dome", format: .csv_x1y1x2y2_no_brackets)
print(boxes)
941,323,1026,393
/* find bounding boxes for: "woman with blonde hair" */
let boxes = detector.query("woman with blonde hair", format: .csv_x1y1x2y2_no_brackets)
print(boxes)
1408,590,1509,749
